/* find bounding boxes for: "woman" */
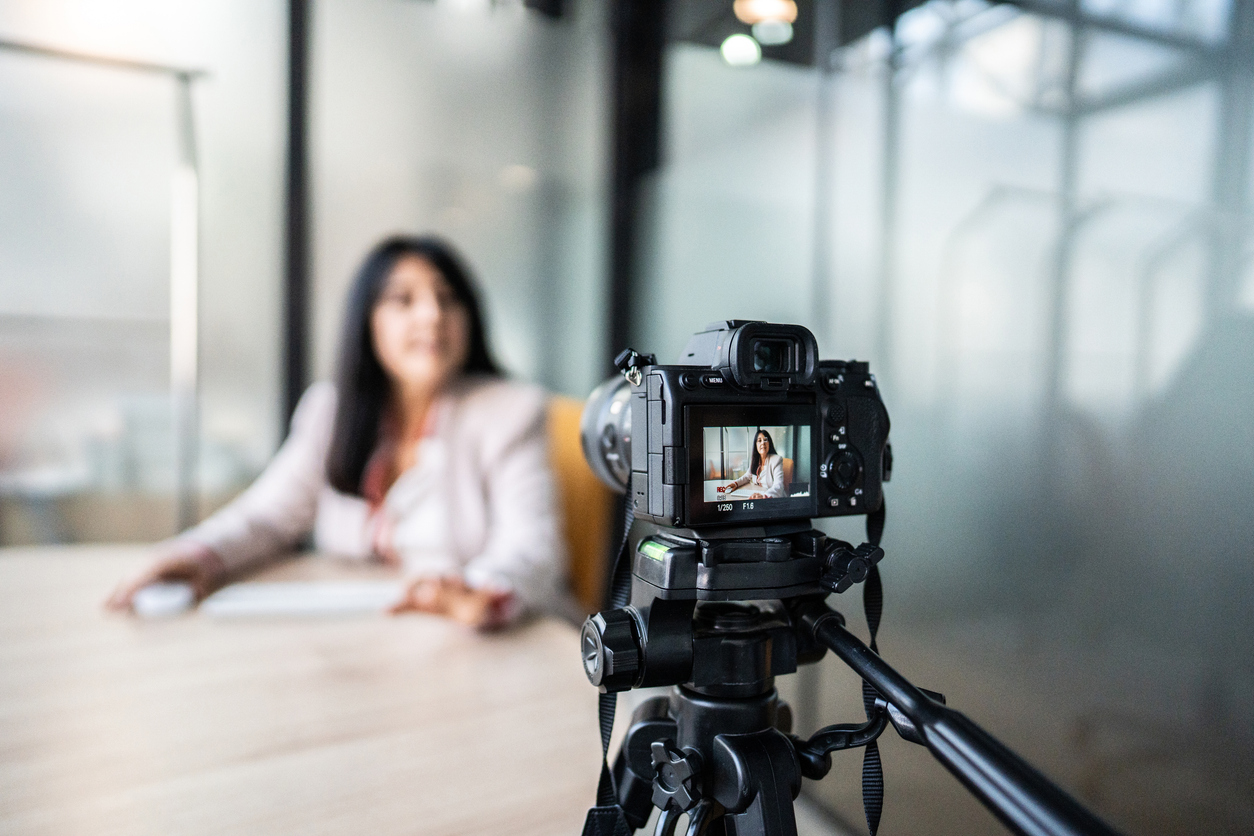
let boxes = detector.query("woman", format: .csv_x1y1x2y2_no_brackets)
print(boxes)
108,236,566,629
722,429,786,500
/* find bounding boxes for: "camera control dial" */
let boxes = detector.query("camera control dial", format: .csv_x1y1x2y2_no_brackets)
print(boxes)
824,449,863,494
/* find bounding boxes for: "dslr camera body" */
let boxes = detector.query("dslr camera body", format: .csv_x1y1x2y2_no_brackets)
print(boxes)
583,320,892,531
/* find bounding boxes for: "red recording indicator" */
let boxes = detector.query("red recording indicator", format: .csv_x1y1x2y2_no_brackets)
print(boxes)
716,486,725,493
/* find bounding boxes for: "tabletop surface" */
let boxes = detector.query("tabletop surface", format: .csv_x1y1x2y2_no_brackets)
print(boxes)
0,546,603,836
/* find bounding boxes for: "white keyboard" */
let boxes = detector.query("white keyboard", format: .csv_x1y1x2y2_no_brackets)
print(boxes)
199,581,405,617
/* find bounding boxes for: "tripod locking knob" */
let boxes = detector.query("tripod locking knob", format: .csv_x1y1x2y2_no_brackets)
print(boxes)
820,541,885,594
650,740,703,813
581,609,641,693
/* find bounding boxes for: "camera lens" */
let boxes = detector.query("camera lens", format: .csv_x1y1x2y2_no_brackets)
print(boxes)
580,376,633,493
752,339,791,373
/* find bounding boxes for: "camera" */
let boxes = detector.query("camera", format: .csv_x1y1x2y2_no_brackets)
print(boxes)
581,321,892,530
574,323,1122,836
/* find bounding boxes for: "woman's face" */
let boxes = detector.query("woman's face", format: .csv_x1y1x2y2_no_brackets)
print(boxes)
756,433,769,457
370,255,471,395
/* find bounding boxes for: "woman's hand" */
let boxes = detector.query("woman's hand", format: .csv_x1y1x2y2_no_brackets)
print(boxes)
105,541,227,612
749,492,766,500
389,576,514,629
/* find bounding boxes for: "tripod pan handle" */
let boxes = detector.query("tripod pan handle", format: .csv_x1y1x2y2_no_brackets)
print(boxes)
812,616,1124,836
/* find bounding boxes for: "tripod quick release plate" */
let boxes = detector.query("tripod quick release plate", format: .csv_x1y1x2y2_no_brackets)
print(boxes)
631,533,826,602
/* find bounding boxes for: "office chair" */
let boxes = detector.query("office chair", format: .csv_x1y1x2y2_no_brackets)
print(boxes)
547,396,615,615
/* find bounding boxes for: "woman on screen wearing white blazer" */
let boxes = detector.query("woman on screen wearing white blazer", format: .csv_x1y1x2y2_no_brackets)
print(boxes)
107,235,567,629
722,429,786,500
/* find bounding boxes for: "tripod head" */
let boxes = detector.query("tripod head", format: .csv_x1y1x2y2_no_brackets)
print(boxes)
581,522,879,697
580,525,1123,836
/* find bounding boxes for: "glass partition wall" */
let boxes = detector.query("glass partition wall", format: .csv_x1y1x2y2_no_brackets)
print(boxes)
0,48,179,544
639,1,1254,833
309,0,609,397
0,2,286,545
0,0,608,546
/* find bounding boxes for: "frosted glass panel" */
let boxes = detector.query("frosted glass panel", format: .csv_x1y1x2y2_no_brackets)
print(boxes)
310,0,608,399
0,51,177,542
642,2,1254,833
0,0,285,545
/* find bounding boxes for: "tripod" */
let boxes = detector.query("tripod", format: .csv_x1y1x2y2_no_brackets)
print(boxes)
582,527,1124,836
613,597,839,836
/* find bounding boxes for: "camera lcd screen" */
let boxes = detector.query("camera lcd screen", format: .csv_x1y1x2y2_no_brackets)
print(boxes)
701,425,811,502
685,405,816,526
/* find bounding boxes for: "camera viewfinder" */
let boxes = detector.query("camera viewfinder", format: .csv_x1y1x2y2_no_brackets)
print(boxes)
752,339,793,374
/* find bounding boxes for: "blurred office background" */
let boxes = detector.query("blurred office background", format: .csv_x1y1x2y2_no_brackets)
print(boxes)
1,0,1251,834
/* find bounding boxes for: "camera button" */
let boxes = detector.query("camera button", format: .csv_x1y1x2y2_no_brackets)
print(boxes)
700,374,727,387
679,372,700,390
824,400,846,426
825,449,863,493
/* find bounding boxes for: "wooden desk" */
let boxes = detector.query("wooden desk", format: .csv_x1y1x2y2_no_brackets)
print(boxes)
0,546,602,835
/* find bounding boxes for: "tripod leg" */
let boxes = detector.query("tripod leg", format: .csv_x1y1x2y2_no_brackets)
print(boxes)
618,696,677,829
685,799,725,836
654,807,683,836
709,729,801,836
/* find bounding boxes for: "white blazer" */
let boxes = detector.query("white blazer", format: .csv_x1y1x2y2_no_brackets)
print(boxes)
730,453,786,498
178,376,568,617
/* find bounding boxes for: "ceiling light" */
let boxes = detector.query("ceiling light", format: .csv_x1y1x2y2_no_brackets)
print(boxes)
752,19,793,45
720,33,762,66
733,0,797,25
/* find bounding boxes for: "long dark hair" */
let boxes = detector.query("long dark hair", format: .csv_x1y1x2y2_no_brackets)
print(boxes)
325,235,502,495
748,429,778,477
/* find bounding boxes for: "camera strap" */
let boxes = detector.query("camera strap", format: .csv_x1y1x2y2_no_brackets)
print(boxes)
861,501,886,836
581,495,635,836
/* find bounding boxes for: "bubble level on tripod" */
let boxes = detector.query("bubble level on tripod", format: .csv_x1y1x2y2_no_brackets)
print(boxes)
640,540,670,561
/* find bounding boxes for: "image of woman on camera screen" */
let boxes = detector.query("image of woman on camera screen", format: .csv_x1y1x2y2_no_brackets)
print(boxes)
108,235,566,629
722,429,786,500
